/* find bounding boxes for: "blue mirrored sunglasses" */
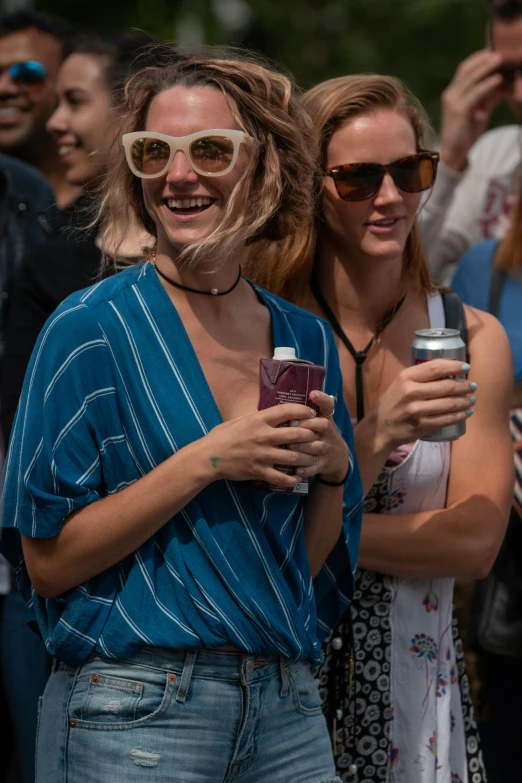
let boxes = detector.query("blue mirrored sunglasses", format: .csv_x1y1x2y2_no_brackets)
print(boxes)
1,61,47,84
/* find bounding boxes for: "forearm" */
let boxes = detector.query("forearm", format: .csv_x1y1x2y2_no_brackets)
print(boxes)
359,495,507,579
353,412,393,497
304,482,344,577
23,438,215,597
418,163,469,285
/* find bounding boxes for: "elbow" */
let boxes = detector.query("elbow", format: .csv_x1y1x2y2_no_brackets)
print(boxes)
22,535,73,598
462,533,504,580
468,557,495,581
30,572,64,599
26,561,69,599
452,501,509,579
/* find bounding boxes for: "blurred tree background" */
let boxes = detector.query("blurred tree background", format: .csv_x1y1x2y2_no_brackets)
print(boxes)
4,0,512,132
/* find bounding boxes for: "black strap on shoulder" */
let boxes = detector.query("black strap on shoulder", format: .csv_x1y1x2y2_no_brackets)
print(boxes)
488,263,506,318
441,289,470,365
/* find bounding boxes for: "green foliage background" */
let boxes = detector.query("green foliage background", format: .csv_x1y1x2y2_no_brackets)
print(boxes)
37,0,511,133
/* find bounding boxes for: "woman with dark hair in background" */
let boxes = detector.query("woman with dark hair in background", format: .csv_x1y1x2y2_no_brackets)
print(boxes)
452,173,522,782
252,74,513,783
1,50,362,783
0,32,154,783
0,32,155,445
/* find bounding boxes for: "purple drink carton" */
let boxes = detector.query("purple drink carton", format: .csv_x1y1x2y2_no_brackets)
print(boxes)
257,347,326,495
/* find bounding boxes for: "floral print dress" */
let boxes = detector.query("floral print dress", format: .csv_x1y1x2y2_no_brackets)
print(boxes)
318,294,486,783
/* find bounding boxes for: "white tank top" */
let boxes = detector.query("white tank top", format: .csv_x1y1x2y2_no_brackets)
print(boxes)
384,292,469,781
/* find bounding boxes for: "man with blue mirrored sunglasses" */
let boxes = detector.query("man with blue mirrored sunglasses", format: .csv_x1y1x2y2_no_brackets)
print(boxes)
0,10,76,208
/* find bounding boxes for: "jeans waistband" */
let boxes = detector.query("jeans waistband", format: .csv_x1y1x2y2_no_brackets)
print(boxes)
111,646,299,687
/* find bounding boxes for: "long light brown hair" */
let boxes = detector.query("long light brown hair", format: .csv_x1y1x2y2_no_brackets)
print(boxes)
495,172,522,274
248,74,435,304
95,47,318,274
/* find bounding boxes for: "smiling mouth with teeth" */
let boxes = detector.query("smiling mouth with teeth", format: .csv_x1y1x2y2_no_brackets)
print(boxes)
166,197,215,213
370,218,399,226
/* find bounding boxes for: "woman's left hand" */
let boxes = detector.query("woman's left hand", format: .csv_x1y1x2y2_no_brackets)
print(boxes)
289,390,349,483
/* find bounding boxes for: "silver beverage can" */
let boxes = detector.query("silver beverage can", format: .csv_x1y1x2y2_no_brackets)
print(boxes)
411,327,467,442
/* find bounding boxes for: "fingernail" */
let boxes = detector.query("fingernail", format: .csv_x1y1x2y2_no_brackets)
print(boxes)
296,468,304,475
288,443,297,450
309,408,317,416
311,391,320,399
291,420,300,427
470,396,476,405
462,363,471,372
470,382,477,391
467,408,474,417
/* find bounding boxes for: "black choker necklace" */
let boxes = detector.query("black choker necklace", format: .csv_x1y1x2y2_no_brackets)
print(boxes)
151,254,242,296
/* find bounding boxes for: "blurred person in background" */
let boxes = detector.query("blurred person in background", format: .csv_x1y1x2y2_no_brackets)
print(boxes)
0,10,78,208
452,174,522,782
0,33,155,783
420,0,522,284
253,73,513,783
0,50,362,783
0,152,55,361
0,32,156,445
0,150,56,783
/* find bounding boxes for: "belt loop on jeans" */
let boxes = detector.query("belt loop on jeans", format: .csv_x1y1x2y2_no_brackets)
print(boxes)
176,650,197,703
279,659,290,697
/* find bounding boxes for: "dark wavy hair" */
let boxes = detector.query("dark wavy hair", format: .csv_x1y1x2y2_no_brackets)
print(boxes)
70,33,162,109
0,10,76,58
487,0,522,19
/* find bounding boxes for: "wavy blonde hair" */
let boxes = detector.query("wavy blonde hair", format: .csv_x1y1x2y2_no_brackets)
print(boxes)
248,74,435,304
95,47,317,273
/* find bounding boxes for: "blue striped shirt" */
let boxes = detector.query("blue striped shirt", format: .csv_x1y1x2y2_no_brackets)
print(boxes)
1,263,363,666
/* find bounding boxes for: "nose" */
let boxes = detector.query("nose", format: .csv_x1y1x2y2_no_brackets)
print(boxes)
46,102,68,136
0,68,20,96
373,171,402,206
165,150,198,185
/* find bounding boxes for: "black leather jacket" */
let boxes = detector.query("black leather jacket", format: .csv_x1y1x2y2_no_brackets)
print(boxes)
0,153,57,357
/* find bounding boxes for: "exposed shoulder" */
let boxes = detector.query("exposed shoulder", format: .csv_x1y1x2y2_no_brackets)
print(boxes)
465,304,512,378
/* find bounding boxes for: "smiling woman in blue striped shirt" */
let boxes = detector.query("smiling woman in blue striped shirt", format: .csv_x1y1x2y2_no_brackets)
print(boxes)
1,49,363,783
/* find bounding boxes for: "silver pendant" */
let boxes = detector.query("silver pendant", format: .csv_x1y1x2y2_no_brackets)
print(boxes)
332,636,343,650
210,288,219,295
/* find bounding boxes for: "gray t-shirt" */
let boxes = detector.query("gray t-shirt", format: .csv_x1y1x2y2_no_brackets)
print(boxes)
419,125,521,284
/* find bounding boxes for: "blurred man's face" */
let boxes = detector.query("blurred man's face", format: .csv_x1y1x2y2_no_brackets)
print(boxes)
0,27,62,152
493,15,522,122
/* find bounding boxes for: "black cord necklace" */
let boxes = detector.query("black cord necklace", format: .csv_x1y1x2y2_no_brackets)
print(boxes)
310,269,406,422
151,252,242,297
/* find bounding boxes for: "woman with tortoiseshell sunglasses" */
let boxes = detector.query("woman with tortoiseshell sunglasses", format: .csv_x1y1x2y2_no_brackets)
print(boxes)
251,74,513,783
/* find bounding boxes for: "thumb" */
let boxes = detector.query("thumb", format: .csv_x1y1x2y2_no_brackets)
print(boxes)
310,390,335,417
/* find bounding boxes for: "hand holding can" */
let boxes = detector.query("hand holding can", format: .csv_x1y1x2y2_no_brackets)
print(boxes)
411,328,468,442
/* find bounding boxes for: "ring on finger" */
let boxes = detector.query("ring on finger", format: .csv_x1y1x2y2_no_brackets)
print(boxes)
324,394,336,419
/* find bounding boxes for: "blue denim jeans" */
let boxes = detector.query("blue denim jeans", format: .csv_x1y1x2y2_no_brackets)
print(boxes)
36,648,341,783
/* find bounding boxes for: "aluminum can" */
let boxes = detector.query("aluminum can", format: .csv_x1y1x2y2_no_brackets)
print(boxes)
411,327,467,442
